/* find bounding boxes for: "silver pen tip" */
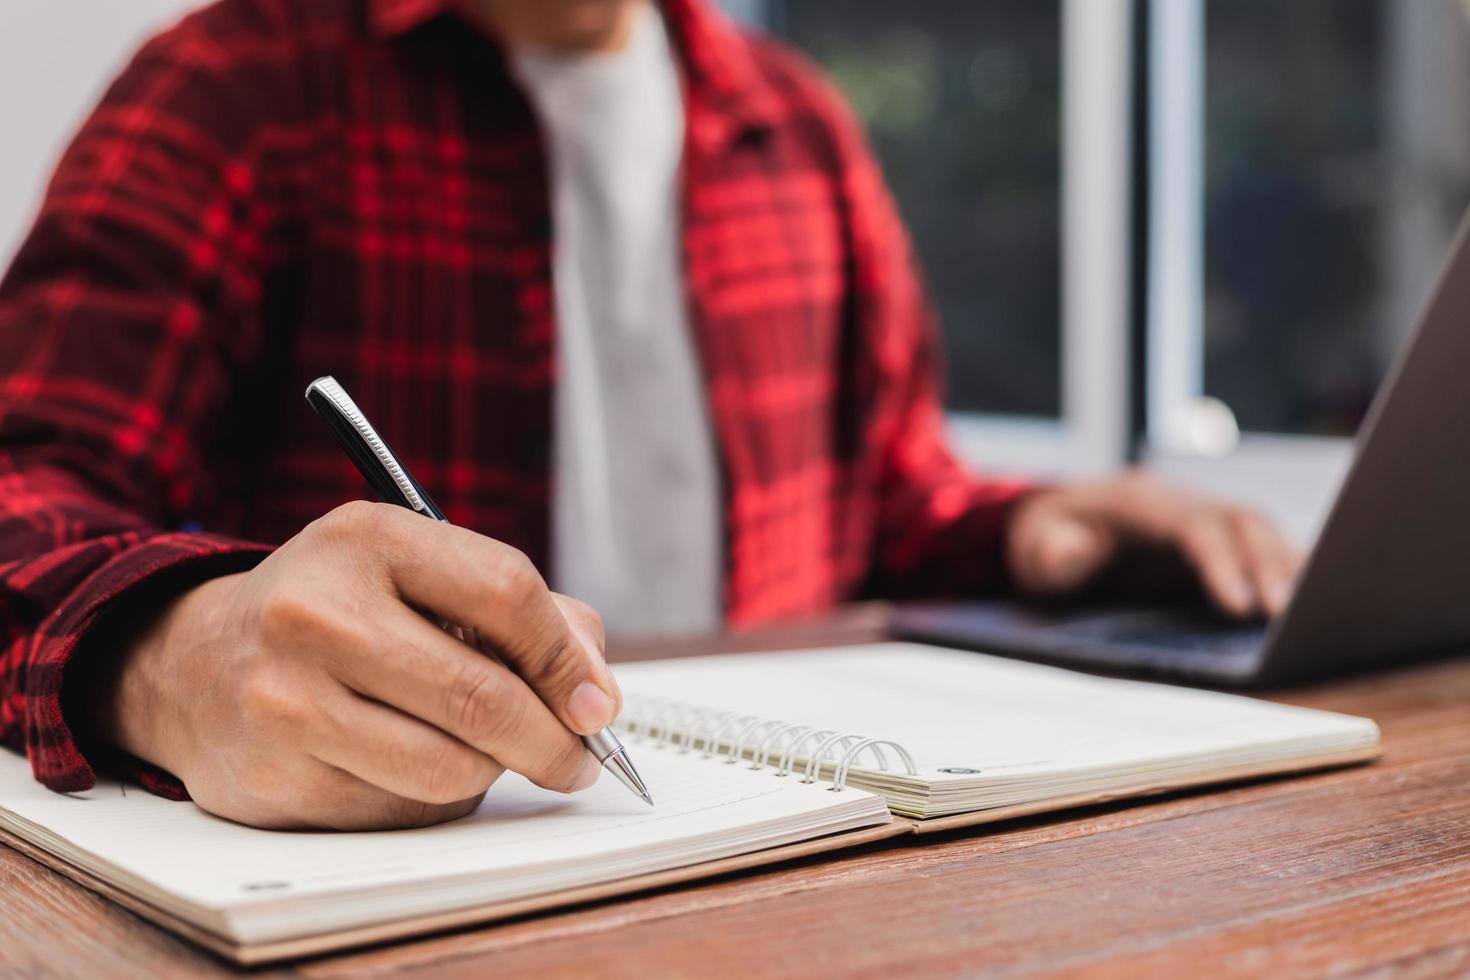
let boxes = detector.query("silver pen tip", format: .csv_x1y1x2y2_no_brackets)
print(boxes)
602,747,654,807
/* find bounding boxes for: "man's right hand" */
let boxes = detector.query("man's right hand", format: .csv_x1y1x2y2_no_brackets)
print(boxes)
92,501,621,831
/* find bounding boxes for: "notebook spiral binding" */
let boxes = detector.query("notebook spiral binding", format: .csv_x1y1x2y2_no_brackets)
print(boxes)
620,696,919,792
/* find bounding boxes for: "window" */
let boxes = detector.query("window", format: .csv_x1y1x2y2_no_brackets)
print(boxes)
768,0,1135,477
1150,0,1470,447
1147,0,1470,539
781,0,1063,418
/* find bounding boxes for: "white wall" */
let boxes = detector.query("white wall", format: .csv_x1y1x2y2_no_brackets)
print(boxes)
0,0,202,267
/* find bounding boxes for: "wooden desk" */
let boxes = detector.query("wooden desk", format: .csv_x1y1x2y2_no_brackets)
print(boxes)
4,608,1469,978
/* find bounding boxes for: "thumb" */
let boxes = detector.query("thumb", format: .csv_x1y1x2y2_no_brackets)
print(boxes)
551,593,622,715
1022,517,1115,594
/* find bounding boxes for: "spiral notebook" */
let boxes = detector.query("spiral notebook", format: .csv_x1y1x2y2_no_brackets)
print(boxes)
0,643,1379,963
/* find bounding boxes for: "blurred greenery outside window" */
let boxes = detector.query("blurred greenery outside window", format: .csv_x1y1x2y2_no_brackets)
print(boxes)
778,0,1065,420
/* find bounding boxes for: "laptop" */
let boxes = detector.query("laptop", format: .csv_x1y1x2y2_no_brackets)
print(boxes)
892,210,1470,686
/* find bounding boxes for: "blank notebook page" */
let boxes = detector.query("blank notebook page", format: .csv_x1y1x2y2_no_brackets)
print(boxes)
0,738,888,943
613,643,1381,815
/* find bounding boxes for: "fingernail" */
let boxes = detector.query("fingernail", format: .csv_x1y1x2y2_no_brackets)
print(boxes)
571,750,602,792
567,680,615,733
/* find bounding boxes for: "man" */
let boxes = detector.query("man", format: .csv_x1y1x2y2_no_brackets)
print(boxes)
0,0,1298,830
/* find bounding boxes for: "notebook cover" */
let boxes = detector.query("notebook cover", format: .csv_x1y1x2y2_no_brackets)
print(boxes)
0,818,909,965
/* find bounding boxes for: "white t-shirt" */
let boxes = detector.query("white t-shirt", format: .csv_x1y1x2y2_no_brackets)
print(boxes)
512,4,722,636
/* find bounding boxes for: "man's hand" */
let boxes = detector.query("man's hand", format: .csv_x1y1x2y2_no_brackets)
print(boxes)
1005,471,1303,618
91,501,619,831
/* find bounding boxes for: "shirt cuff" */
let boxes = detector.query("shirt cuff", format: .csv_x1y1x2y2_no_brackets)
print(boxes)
26,532,272,798
879,478,1038,598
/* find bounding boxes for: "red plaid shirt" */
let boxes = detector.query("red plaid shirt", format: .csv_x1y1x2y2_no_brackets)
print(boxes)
0,0,1028,796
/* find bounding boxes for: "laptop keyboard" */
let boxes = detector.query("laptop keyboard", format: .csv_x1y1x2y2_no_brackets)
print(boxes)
1061,609,1269,656
891,601,1272,670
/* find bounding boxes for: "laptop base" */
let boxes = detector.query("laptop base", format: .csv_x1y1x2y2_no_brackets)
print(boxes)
889,601,1267,685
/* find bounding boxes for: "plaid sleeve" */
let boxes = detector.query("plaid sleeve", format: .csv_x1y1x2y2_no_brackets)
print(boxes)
0,18,275,794
818,69,1035,597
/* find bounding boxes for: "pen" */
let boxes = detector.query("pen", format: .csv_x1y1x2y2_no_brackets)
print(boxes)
305,375,653,806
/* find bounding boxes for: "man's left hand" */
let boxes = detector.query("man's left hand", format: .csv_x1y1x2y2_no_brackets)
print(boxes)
1005,471,1303,618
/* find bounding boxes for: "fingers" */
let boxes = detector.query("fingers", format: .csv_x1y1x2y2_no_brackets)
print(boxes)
308,686,508,805
1011,477,1302,619
326,606,601,794
308,773,484,833
1231,511,1303,616
1176,511,1295,618
552,593,619,712
346,504,619,736
187,740,486,832
1176,508,1304,618
554,593,605,652
1177,516,1258,617
277,765,486,832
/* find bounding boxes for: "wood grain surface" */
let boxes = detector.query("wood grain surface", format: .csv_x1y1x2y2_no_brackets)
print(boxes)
4,605,1469,979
